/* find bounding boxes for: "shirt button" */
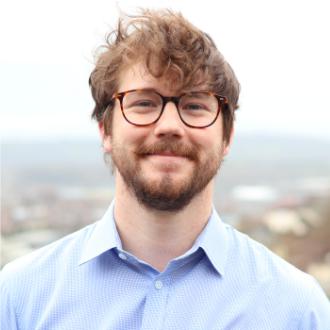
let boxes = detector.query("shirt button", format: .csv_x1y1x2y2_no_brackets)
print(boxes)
155,280,163,290
118,252,127,260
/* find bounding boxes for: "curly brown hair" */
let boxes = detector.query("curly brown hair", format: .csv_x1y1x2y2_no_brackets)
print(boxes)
89,9,240,143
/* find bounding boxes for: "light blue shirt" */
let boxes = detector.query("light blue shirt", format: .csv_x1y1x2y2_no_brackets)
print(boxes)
1,201,330,329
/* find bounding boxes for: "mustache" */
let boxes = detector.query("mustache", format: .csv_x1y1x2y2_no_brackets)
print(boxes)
135,139,199,161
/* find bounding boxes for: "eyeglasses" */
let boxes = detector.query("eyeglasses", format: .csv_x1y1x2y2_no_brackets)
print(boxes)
109,89,228,128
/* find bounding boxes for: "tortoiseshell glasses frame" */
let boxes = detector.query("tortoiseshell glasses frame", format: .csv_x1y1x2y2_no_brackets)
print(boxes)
108,89,228,128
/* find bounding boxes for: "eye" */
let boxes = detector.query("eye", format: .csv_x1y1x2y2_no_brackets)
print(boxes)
180,92,217,114
181,101,210,114
182,103,208,111
133,99,157,107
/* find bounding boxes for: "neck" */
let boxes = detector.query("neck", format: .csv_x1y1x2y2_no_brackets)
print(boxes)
113,175,214,272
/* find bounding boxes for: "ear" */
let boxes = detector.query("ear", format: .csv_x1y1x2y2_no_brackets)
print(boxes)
98,121,112,153
223,127,234,156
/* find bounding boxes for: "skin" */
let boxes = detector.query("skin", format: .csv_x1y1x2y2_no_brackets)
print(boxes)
99,63,232,272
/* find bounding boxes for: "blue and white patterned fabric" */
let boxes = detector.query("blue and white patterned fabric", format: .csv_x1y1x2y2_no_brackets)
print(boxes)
1,200,330,329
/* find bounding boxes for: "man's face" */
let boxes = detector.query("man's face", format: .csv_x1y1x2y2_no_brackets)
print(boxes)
100,63,232,211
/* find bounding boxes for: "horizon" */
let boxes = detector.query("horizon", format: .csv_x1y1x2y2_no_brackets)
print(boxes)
2,131,330,145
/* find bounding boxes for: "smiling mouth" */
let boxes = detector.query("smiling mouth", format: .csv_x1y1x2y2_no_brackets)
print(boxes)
153,152,181,157
144,152,187,159
136,142,197,161
142,154,190,171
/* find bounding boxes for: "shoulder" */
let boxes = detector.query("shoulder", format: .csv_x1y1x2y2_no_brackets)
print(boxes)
0,223,97,328
223,225,330,327
1,222,95,290
225,224,312,284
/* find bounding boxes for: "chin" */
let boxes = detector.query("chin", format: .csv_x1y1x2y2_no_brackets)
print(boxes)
143,170,189,186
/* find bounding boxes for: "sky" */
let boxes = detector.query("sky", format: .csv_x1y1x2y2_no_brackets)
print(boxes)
1,0,330,141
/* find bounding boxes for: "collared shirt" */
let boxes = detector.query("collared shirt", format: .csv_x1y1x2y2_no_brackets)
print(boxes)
1,201,330,330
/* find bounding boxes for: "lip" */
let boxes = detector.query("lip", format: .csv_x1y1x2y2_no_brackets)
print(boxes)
143,153,189,164
153,153,181,157
141,153,191,172
144,153,186,159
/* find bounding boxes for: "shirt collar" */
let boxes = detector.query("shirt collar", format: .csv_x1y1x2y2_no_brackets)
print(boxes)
193,208,229,276
79,200,119,265
79,201,229,276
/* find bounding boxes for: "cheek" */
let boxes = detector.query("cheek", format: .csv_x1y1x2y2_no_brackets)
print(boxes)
190,129,221,150
193,131,226,160
112,117,151,149
124,127,151,148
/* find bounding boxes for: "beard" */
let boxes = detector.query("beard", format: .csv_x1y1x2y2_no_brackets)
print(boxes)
108,137,223,212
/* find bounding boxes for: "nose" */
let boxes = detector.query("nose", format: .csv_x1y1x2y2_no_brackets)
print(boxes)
153,101,185,137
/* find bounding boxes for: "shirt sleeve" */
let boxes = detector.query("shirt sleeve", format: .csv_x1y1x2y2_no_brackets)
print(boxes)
0,272,19,330
298,279,330,330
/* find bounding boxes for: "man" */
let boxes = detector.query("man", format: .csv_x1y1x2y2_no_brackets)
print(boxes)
1,9,330,330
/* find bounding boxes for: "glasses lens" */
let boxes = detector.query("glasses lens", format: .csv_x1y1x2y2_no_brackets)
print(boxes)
179,92,219,127
122,90,162,125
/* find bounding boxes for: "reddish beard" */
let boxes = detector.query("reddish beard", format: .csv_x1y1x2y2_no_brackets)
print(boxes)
110,137,222,211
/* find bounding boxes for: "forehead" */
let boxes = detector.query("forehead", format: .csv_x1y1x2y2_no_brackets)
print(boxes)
117,63,158,90
117,62,208,95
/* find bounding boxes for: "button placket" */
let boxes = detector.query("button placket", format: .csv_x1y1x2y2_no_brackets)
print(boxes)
140,276,170,330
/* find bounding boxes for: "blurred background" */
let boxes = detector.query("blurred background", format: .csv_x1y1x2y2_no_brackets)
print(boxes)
1,0,330,296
